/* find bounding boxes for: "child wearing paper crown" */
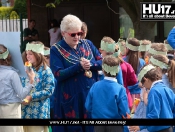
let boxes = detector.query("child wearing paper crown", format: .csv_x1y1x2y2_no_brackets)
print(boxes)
21,41,55,132
130,40,151,132
134,39,151,119
150,54,175,94
123,38,145,111
85,55,130,132
129,64,175,132
99,36,138,110
148,43,167,57
139,40,151,65
0,44,35,132
99,36,124,85
124,38,145,76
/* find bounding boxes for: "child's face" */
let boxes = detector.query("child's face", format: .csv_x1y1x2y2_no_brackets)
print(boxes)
99,48,107,57
99,48,113,57
26,51,37,65
142,77,152,89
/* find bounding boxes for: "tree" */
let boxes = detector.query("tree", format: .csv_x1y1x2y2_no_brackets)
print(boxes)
53,0,172,41
116,0,171,41
13,0,27,18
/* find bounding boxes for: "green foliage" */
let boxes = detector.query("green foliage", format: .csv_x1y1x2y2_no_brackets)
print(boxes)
0,7,13,19
0,1,2,7
46,3,56,8
13,0,27,18
10,11,19,19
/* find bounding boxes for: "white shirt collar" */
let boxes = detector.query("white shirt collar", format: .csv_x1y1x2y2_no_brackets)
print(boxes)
150,80,163,89
104,76,117,82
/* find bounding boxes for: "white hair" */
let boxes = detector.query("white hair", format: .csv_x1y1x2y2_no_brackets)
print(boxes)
60,14,82,32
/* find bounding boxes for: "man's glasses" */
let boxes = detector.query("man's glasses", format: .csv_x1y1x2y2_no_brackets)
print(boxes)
65,32,83,37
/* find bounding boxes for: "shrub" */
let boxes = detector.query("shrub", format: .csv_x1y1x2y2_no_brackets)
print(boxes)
0,7,13,19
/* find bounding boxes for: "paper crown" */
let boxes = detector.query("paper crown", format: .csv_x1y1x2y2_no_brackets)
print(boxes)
102,63,120,76
148,48,167,56
117,39,126,55
100,40,116,52
44,49,50,56
126,41,139,51
138,41,151,51
149,56,168,69
26,43,44,55
0,49,9,59
138,64,155,82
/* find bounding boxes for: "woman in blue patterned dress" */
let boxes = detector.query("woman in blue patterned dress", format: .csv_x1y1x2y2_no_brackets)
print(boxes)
21,41,55,132
50,14,102,132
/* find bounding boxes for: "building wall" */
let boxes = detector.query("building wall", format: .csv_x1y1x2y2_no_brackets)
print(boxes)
30,0,119,48
1,0,14,6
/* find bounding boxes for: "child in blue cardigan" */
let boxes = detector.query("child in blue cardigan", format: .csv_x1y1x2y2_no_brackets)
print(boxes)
129,64,175,132
85,55,130,132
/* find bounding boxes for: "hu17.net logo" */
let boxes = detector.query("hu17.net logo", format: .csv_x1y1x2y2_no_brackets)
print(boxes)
141,2,175,21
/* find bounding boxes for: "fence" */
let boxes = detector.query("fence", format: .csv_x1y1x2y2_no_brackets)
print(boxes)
0,15,28,32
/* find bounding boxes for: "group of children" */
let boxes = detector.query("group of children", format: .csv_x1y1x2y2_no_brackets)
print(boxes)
85,35,175,132
1,22,175,132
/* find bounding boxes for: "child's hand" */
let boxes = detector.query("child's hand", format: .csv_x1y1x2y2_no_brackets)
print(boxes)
122,113,131,119
22,95,32,105
26,68,35,84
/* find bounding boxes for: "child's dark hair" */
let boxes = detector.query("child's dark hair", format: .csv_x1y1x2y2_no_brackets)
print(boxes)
140,39,151,59
102,55,120,77
140,65,162,84
126,38,140,74
0,44,12,66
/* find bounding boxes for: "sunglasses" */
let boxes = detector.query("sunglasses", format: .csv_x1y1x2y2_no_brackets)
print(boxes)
65,32,83,37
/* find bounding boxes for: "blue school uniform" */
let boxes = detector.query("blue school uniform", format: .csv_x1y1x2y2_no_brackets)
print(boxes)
140,80,175,132
167,28,175,49
85,77,130,119
162,74,175,94
98,65,124,85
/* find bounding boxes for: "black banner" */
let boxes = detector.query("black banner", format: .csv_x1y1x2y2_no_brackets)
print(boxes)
140,2,175,21
0,119,175,126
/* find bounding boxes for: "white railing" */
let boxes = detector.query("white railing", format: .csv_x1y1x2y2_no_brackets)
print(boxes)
0,19,28,32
